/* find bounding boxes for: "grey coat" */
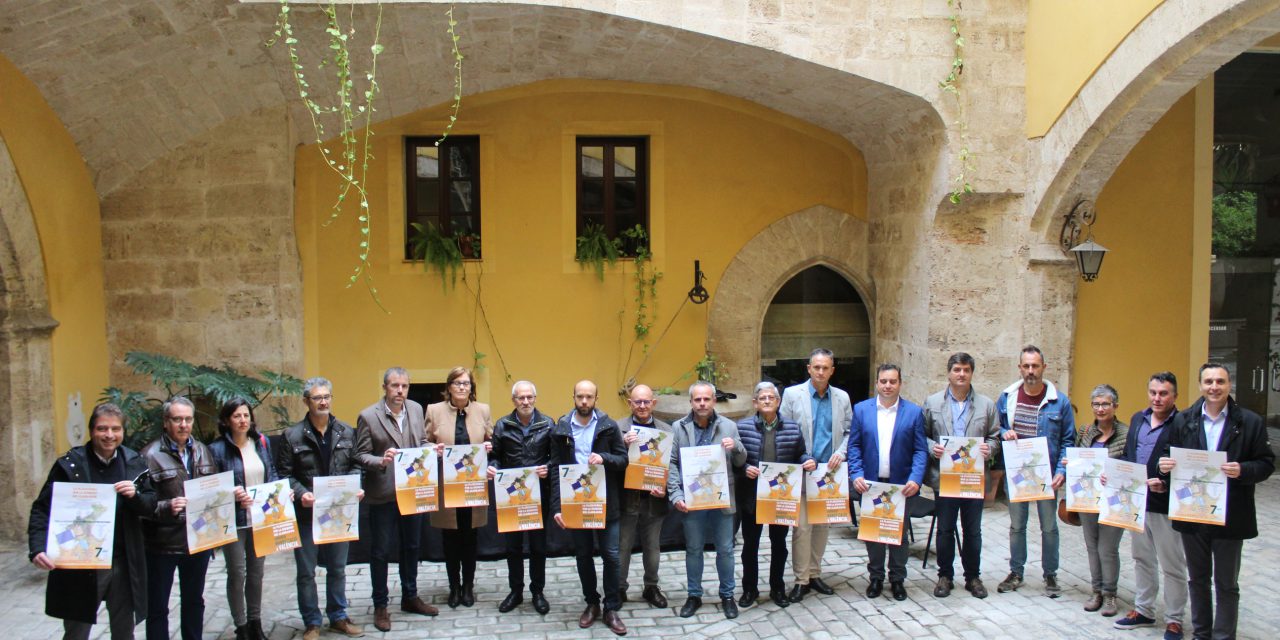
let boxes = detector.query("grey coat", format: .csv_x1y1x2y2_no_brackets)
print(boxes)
666,412,747,514
780,381,853,462
921,388,1000,492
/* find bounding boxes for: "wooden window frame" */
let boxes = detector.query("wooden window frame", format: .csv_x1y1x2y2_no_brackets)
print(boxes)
404,135,481,260
576,136,649,255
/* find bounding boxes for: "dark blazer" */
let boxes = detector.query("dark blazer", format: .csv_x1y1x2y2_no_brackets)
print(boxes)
1122,408,1177,514
275,414,358,520
847,397,928,487
139,435,219,554
735,413,810,513
549,411,628,522
1163,397,1275,540
27,445,151,624
354,398,428,505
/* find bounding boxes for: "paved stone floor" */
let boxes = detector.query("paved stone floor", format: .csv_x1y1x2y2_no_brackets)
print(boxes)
8,461,1280,640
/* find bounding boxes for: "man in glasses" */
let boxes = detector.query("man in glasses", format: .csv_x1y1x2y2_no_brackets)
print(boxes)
617,384,672,609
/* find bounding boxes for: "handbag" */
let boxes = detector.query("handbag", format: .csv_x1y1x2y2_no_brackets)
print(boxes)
1057,498,1081,526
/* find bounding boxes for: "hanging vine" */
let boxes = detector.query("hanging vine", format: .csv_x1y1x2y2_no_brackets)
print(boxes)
939,0,974,204
438,4,464,145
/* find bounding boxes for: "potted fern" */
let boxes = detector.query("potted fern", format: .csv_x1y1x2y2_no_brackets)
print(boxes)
409,221,464,291
575,222,622,281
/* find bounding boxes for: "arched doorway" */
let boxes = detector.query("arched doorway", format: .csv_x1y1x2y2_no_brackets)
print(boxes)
760,265,871,397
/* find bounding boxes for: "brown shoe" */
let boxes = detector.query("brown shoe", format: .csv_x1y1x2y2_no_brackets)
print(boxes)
1084,591,1103,612
373,607,390,632
933,576,954,597
401,596,439,617
579,603,602,628
603,609,628,636
329,618,365,637
302,625,322,640
964,578,989,599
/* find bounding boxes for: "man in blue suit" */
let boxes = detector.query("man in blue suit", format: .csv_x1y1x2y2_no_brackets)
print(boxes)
848,363,927,601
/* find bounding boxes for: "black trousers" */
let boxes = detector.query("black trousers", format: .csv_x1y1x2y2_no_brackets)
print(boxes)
740,513,790,593
935,495,983,580
442,508,478,589
1181,529,1243,640
505,527,547,594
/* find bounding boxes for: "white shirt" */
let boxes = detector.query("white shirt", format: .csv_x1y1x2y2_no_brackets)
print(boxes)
384,402,405,433
1202,403,1227,450
876,398,899,479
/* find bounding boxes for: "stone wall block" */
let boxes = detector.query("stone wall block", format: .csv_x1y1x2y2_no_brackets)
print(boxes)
160,260,202,289
174,287,229,321
103,260,162,291
205,182,289,219
225,287,277,321
106,291,174,321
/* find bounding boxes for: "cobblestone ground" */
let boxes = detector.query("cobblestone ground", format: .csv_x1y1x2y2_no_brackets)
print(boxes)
8,456,1280,640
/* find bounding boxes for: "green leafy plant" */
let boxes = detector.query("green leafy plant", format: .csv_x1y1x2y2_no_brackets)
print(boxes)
575,222,622,281
694,352,727,388
409,221,464,291
102,352,304,449
939,0,974,204
621,225,661,339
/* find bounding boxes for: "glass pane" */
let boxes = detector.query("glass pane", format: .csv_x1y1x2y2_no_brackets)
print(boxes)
450,216,475,235
416,146,439,178
614,146,637,178
615,179,637,211
581,146,604,177
414,180,440,215
449,181,474,213
449,144,472,178
581,179,605,211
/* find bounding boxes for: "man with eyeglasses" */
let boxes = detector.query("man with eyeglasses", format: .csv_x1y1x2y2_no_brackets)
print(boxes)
780,348,853,602
276,377,365,640
617,384,672,609
354,367,437,632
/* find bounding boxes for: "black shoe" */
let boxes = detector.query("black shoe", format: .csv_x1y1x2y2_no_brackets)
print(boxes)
788,583,810,603
891,581,907,601
498,591,523,613
769,590,790,607
641,585,668,609
721,597,738,619
461,585,475,608
248,620,266,640
448,586,461,609
866,578,884,599
532,592,550,615
234,625,248,640
809,577,835,595
738,589,758,608
679,597,702,618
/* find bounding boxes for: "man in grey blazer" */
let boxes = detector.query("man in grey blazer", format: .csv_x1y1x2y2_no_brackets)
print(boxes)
779,348,853,601
354,367,438,631
922,352,1000,599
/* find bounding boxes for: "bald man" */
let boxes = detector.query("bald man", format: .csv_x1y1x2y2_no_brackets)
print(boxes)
618,384,673,608
550,381,629,635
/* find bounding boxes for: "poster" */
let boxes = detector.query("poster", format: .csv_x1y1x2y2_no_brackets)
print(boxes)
939,436,985,499
46,482,116,569
680,445,730,511
805,462,851,524
494,466,543,533
1002,437,1055,502
755,462,801,526
1168,447,1228,526
442,444,489,508
624,426,672,492
248,479,301,557
857,481,906,545
312,474,361,544
1065,447,1106,513
185,470,238,553
393,446,439,515
1099,458,1148,532
558,463,607,529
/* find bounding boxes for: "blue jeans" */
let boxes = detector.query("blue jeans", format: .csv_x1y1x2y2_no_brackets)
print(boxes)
295,517,351,626
1007,497,1059,578
145,550,211,640
368,502,422,608
936,496,984,580
683,510,735,599
570,522,622,611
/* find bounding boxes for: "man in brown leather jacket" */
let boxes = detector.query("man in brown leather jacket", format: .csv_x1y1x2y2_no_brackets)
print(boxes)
139,396,219,640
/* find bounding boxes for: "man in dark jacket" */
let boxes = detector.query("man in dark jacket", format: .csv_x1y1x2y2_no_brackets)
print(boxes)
29,402,151,640
735,381,813,609
276,377,365,640
550,380,628,636
617,383,672,609
487,380,553,615
1158,363,1275,640
1113,372,1186,638
139,396,219,640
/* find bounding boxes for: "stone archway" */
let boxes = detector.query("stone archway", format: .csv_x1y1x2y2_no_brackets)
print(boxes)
0,135,57,539
707,205,873,389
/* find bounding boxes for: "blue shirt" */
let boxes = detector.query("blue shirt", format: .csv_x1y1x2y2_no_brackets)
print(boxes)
1133,407,1174,465
809,381,834,463
570,410,599,465
946,388,971,438
1201,404,1227,450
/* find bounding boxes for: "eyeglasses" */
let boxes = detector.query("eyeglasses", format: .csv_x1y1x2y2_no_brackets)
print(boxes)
1091,402,1114,409
514,395,536,402
451,381,473,388
167,416,195,425
755,395,779,402
630,399,653,406
307,394,332,402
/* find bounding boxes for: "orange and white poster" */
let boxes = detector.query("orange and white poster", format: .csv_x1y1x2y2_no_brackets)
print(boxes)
394,447,439,515
624,426,671,492
857,481,906,545
755,462,801,526
559,463,606,529
494,466,543,533
805,463,851,525
248,479,301,557
442,444,489,508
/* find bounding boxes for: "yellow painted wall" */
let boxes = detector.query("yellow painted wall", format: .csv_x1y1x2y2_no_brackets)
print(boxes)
1025,0,1163,137
297,80,865,421
0,54,110,451
1071,85,1209,421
